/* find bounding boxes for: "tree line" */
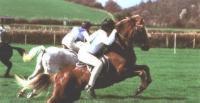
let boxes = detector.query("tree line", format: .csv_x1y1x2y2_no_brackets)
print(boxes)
66,0,200,28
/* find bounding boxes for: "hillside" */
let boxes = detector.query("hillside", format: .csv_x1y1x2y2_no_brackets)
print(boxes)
0,0,112,23
123,0,200,28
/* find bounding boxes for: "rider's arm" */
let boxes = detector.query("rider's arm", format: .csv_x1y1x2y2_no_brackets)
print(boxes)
62,27,79,44
70,27,79,42
102,29,117,45
87,31,98,43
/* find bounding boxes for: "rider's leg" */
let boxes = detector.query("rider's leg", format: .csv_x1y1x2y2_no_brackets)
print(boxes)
78,50,103,91
63,42,79,52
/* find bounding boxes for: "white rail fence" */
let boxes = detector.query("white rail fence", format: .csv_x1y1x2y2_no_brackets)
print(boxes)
3,24,200,50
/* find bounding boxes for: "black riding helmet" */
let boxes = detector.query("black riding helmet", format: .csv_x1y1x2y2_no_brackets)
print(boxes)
101,18,115,34
81,21,92,30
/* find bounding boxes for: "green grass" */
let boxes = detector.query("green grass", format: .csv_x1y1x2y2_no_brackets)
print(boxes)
0,44,200,103
148,27,200,33
0,0,112,23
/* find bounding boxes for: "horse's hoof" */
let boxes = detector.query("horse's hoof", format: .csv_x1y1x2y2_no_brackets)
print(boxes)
89,90,96,98
17,93,24,98
133,87,145,97
133,91,140,97
17,94,23,98
26,93,37,99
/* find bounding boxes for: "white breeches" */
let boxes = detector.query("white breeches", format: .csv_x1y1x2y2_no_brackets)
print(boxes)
78,49,103,87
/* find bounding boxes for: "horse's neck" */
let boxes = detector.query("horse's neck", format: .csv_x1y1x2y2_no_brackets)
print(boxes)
109,42,135,57
107,42,136,68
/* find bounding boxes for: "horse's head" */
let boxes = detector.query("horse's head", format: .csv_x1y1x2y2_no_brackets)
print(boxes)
115,15,150,51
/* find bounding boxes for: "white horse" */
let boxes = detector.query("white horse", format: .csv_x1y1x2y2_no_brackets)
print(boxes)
17,45,78,98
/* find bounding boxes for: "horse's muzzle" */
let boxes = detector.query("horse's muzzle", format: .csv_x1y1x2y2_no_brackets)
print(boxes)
141,44,150,51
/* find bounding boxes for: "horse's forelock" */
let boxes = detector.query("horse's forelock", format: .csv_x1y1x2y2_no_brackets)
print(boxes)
115,15,147,48
131,15,144,26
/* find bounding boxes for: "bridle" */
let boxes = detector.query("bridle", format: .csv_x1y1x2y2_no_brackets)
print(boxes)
116,16,143,48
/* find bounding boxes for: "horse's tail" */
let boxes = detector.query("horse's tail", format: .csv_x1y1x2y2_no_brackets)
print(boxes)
11,46,26,56
15,74,51,92
23,45,45,62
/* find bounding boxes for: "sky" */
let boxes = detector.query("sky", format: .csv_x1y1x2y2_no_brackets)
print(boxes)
96,0,149,9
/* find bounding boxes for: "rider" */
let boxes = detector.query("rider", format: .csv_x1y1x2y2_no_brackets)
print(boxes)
77,18,117,92
0,25,6,47
61,21,91,52
0,25,6,43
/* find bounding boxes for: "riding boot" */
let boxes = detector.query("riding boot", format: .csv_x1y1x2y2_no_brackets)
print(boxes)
87,64,103,89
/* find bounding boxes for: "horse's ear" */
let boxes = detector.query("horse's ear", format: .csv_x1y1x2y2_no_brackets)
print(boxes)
131,15,141,19
131,15,144,26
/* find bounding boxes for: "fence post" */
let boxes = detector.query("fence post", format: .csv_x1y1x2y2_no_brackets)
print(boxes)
53,31,56,45
11,30,14,42
192,33,196,48
174,33,176,54
25,34,27,45
166,34,169,48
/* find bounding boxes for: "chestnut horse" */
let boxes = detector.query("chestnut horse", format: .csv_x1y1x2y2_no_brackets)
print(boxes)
16,15,152,103
48,15,152,103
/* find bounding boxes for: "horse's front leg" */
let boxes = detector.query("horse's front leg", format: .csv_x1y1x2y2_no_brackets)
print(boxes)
132,64,152,96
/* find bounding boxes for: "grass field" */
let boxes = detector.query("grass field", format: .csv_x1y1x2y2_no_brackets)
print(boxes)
0,44,200,103
148,27,200,33
0,0,112,23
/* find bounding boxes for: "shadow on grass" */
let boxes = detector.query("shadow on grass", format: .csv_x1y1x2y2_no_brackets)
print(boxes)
0,75,14,78
136,95,187,100
97,95,133,99
95,95,186,101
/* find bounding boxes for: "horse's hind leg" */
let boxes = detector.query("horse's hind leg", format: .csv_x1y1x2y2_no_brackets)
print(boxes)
132,65,152,96
48,72,81,103
28,64,43,80
26,89,38,98
28,53,44,80
17,87,27,97
1,59,12,77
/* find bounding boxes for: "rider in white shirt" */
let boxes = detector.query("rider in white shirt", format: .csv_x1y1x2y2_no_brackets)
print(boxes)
61,21,91,52
77,18,117,92
0,25,6,43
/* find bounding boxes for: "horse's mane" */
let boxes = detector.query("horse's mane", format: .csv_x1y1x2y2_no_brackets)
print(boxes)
106,15,145,66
